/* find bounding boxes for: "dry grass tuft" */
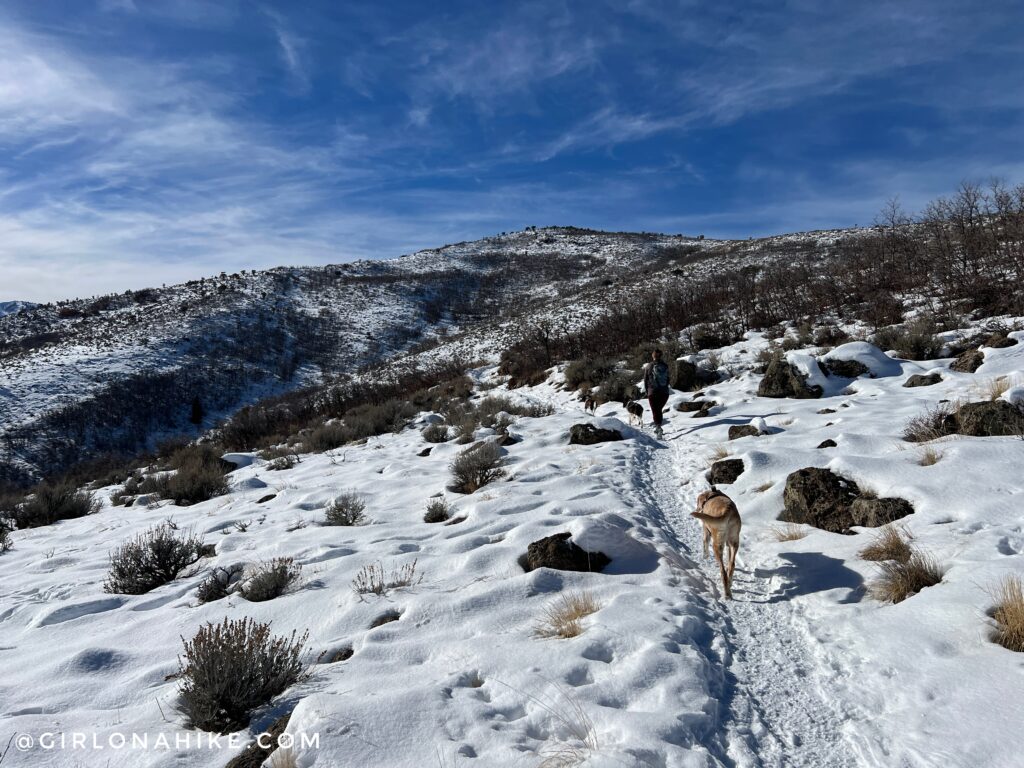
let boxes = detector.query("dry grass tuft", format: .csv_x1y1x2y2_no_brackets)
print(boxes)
974,375,1014,402
270,748,298,768
859,525,914,563
870,551,943,603
991,575,1024,653
771,524,808,542
707,444,729,464
918,445,944,466
534,591,600,639
352,559,422,597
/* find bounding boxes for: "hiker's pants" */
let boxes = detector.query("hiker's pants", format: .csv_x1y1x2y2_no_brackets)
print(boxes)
648,388,669,426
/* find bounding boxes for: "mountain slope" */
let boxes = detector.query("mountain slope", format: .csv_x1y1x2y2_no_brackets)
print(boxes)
0,225,857,485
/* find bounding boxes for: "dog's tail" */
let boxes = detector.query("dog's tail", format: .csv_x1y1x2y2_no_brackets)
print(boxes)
690,510,726,527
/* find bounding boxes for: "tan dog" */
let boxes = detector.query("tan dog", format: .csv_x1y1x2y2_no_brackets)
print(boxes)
691,488,742,599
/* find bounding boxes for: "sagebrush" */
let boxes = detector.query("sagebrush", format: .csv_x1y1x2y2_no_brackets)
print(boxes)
178,617,308,733
104,524,203,595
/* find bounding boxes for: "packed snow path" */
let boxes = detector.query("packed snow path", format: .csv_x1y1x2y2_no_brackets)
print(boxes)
633,424,861,768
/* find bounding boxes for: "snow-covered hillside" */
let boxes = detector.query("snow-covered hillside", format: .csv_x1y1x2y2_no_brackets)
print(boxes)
2,324,1022,767
0,301,38,318
0,225,863,486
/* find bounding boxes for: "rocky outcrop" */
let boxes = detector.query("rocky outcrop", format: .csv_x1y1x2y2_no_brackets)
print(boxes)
821,358,870,379
521,532,611,573
728,425,761,440
758,357,823,399
816,439,837,449
849,497,914,528
780,467,915,533
944,401,1024,437
903,372,942,388
676,399,716,412
706,458,744,484
950,349,984,373
569,423,624,445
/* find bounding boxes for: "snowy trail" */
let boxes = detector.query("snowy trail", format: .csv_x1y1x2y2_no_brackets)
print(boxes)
632,424,860,768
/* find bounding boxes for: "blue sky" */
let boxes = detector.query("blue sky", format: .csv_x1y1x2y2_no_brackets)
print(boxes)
2,1,1023,302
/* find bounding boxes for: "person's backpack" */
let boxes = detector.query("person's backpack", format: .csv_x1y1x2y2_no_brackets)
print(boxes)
654,361,670,389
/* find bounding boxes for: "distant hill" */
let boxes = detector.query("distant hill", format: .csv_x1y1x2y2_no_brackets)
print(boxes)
0,301,37,318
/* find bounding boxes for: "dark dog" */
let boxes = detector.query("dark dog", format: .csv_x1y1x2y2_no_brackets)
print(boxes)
624,398,644,428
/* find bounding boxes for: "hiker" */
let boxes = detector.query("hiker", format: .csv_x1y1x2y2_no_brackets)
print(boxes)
643,349,671,437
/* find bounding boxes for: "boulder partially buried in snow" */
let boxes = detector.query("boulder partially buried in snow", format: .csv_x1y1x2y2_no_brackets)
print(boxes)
521,532,611,573
779,467,860,533
758,354,823,399
707,458,745,484
943,400,1024,437
821,342,902,379
780,467,915,533
848,497,914,528
904,372,942,388
950,348,985,373
569,422,624,445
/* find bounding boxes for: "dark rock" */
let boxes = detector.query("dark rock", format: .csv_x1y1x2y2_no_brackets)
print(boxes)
676,399,716,412
984,334,1018,348
522,532,610,573
674,360,717,390
944,400,1024,437
758,357,823,399
706,458,745,484
816,439,837,449
694,402,715,418
328,646,353,663
417,446,433,456
256,493,277,504
822,358,870,378
198,543,217,558
569,423,623,445
950,348,984,373
496,433,520,446
225,712,292,768
728,424,761,440
779,467,861,534
903,372,942,388
849,497,914,527
817,408,836,414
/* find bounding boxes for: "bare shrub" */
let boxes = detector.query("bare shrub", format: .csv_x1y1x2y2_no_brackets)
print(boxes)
476,395,554,425
178,617,308,733
564,357,617,392
813,325,849,346
450,442,504,493
421,423,450,443
870,552,943,603
104,524,203,594
902,402,955,442
302,421,351,452
196,565,243,604
859,525,914,563
352,559,421,597
534,591,600,639
161,446,229,506
771,524,808,542
13,481,100,528
991,575,1024,652
241,558,302,602
0,518,12,553
424,498,452,523
324,492,366,526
